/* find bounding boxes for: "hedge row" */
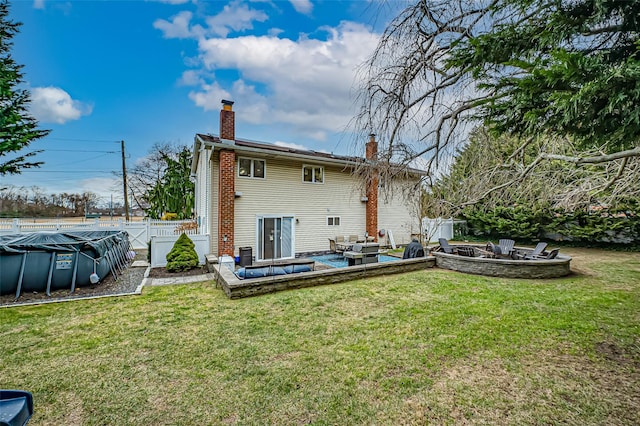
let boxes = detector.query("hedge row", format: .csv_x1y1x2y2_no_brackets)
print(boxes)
460,206,639,248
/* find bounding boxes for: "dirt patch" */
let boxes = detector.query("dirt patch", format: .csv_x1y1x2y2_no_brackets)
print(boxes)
561,246,639,277
595,340,640,366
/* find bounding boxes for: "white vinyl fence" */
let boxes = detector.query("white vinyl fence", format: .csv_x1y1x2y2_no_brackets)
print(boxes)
422,217,455,243
149,235,209,268
0,218,202,250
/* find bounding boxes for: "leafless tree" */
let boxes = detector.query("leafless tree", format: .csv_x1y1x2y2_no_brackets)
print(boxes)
354,0,640,210
126,142,185,211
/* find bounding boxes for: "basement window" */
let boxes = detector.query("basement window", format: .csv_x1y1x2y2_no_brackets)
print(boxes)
239,158,265,178
327,216,341,226
303,165,324,183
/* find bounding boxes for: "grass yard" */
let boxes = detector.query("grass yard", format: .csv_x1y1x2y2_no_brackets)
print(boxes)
1,248,639,425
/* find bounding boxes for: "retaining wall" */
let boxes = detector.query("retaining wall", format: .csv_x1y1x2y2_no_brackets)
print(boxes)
432,251,571,278
213,256,436,299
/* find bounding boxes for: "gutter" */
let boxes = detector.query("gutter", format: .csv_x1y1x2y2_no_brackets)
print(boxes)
196,135,361,169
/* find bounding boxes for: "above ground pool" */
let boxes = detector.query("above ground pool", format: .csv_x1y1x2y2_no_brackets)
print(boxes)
0,230,132,299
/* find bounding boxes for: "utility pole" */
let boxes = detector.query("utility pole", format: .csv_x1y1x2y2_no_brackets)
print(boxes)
121,140,130,221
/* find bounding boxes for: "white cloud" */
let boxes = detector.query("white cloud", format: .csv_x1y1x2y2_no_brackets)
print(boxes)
274,141,309,150
155,0,192,4
30,86,92,124
77,177,123,201
154,2,268,39
33,0,45,9
289,0,313,15
205,1,268,37
189,21,379,139
153,11,197,39
179,70,202,86
188,81,232,110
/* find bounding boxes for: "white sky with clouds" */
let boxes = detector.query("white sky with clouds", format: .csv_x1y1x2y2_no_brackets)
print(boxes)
3,0,402,205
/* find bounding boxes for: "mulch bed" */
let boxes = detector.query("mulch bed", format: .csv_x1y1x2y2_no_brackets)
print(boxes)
148,266,208,279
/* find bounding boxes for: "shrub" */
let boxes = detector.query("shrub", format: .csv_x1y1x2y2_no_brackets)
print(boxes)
166,233,199,272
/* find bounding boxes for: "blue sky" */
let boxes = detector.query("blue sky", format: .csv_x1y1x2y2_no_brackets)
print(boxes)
5,0,401,204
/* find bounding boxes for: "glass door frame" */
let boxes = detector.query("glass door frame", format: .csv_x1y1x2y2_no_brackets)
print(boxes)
255,214,295,261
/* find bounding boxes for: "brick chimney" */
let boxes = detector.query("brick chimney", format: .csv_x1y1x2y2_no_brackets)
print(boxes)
220,99,235,142
365,133,378,242
218,100,235,256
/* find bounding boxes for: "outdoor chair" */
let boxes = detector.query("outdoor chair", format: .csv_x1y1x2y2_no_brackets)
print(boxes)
329,236,348,253
498,239,516,258
546,248,560,259
526,247,559,260
523,242,548,260
438,238,458,254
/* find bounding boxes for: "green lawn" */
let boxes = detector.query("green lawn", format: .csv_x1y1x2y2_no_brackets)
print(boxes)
1,248,639,425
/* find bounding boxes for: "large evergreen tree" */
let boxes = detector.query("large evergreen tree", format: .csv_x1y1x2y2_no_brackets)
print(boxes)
144,146,194,219
0,0,49,175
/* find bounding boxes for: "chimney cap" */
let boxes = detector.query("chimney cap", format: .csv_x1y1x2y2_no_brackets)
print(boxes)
221,99,234,106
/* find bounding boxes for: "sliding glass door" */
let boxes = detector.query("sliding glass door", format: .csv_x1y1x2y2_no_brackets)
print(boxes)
257,215,294,261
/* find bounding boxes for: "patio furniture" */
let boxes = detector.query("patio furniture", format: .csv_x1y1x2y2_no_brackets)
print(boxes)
527,248,559,260
329,236,350,253
344,243,380,266
235,260,315,279
438,238,458,254
523,242,548,260
403,239,425,259
498,239,516,258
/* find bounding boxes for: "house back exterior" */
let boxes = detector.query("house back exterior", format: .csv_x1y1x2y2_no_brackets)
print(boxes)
192,100,422,261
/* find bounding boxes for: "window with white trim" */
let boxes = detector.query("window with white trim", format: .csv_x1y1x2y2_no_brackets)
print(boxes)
327,216,340,226
303,165,323,183
238,157,265,178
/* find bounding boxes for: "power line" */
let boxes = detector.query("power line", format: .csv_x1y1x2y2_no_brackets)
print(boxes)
45,137,120,143
18,170,117,173
45,149,118,153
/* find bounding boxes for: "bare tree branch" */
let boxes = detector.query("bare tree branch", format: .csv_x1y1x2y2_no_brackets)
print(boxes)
540,146,640,164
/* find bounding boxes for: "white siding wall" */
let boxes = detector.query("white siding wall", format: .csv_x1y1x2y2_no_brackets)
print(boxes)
377,182,421,246
199,148,422,257
234,158,367,256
